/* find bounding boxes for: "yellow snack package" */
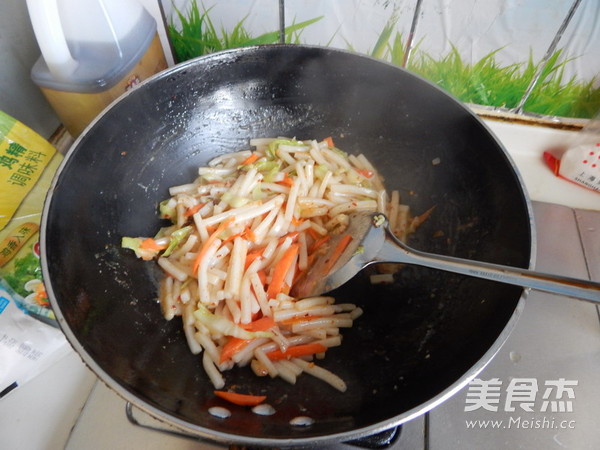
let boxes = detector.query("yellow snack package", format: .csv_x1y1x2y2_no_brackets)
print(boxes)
0,111,63,324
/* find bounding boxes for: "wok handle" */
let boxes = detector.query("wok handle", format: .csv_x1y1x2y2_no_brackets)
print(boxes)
377,228,600,303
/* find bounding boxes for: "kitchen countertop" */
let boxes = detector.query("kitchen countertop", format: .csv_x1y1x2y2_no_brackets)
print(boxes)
0,119,598,449
429,203,600,449
486,120,598,211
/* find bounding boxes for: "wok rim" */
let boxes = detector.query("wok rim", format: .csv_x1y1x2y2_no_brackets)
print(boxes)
40,44,536,446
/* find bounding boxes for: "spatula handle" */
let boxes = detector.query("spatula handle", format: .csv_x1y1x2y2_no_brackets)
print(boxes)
378,229,600,303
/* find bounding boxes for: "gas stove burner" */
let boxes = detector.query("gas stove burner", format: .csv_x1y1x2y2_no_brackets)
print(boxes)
125,401,422,449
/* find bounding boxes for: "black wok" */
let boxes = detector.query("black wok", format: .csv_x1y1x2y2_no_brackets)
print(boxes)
41,45,533,446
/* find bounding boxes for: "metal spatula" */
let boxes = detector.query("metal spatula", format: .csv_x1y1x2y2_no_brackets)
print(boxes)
291,212,600,302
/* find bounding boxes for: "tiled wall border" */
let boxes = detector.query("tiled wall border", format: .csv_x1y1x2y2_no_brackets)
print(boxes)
273,0,592,130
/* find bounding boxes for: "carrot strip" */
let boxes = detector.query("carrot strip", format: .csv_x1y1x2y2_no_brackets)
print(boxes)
292,267,304,285
291,216,304,226
309,235,330,254
324,136,335,148
306,253,316,269
214,390,266,406
245,250,263,269
220,337,250,363
241,316,276,332
139,238,166,251
322,234,353,275
256,269,268,286
183,202,205,218
266,343,328,361
219,317,275,363
276,173,293,187
409,205,436,232
222,232,242,245
240,153,260,165
266,244,299,299
192,217,234,273
278,231,299,245
306,227,321,241
356,169,374,178
243,226,256,242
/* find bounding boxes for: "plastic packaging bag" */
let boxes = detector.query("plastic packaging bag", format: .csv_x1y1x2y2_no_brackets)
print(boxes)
544,113,600,193
0,111,68,397
0,283,68,397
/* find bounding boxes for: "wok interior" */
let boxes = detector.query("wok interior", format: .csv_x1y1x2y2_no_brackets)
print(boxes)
44,46,531,442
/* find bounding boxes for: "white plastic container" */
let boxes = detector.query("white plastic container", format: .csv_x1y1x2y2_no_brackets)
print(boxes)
27,0,167,136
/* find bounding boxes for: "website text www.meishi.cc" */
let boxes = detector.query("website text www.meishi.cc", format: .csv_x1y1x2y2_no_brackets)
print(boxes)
466,416,576,430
